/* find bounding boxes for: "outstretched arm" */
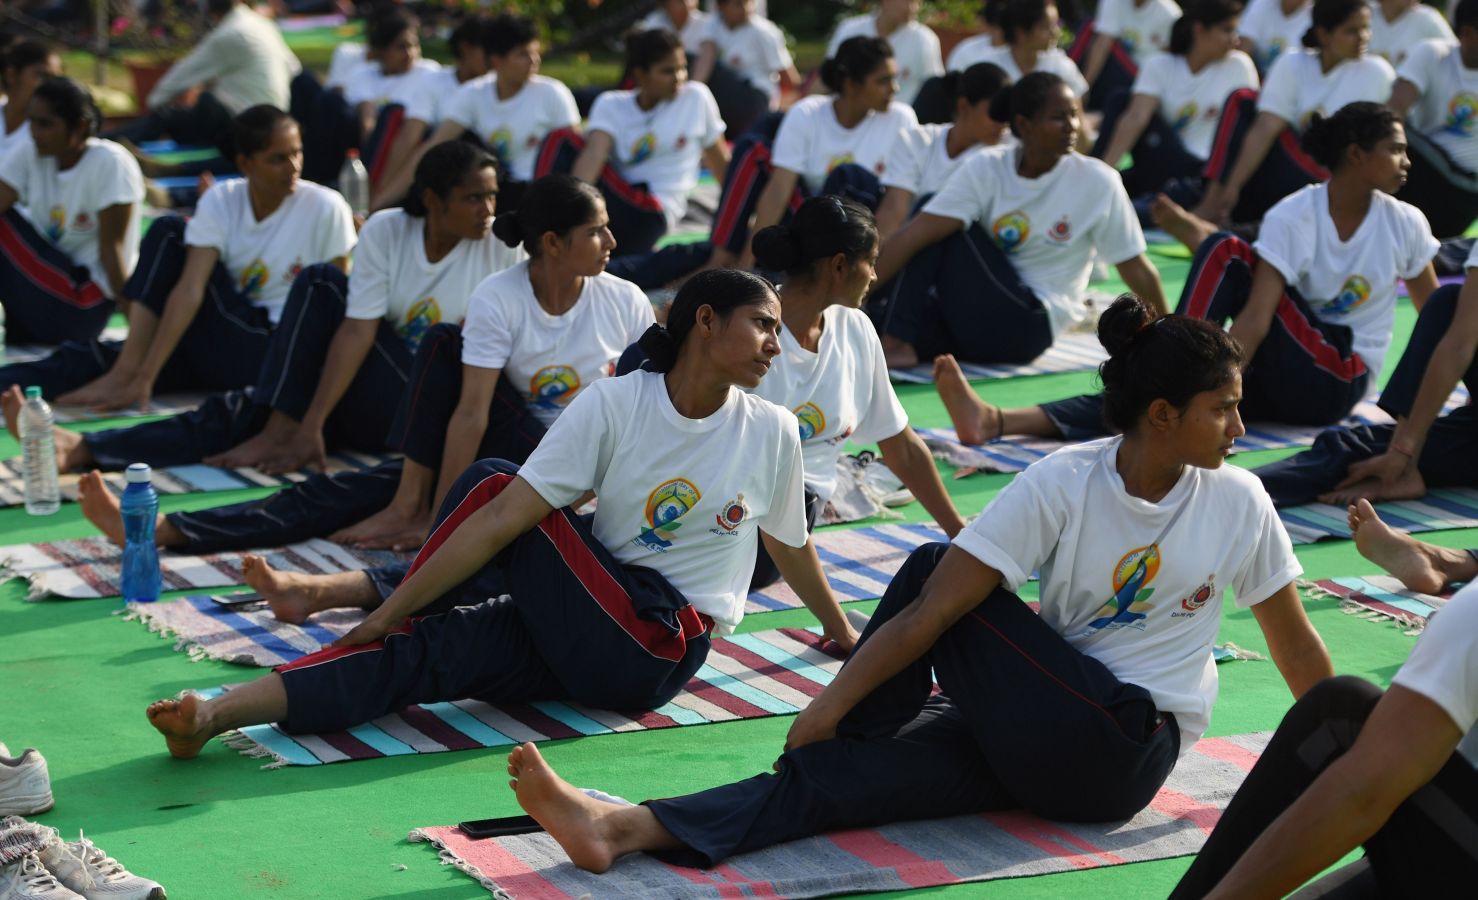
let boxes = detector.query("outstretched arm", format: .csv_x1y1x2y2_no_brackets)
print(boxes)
1251,582,1333,699
1115,254,1168,317
1203,685,1462,899
1199,112,1287,223
1099,94,1159,168
761,532,858,651
1226,258,1286,365
571,130,615,184
876,427,965,536
874,212,964,285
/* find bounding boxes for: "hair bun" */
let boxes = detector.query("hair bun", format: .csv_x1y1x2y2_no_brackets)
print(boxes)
491,210,524,247
637,322,680,373
1096,294,1157,357
750,223,802,273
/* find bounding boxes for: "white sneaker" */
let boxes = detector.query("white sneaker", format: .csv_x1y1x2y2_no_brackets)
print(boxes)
0,746,52,817
0,854,83,900
37,834,164,900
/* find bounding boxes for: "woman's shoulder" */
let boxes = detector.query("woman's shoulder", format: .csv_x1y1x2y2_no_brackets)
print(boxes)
85,138,143,176
359,207,411,242
294,180,353,214
591,268,647,302
785,94,832,119
1264,181,1323,221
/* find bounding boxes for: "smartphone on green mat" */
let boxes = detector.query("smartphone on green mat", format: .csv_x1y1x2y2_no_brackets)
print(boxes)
457,815,542,839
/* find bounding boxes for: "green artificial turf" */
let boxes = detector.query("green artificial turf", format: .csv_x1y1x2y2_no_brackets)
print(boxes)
1,281,1470,898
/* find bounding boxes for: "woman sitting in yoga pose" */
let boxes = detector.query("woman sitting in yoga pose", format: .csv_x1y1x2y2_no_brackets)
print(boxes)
501,295,1333,872
145,269,857,760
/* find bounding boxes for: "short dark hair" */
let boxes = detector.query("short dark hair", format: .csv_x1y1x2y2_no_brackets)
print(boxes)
484,13,538,56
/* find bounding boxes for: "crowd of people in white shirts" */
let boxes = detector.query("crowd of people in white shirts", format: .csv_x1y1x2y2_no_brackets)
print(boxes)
0,0,1474,896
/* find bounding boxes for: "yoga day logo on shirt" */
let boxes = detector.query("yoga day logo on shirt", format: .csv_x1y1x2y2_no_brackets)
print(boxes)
529,364,581,409
1172,103,1197,132
239,259,270,299
635,478,702,550
826,152,856,174
991,211,1031,251
45,205,65,241
399,296,441,348
1121,29,1141,55
1172,575,1216,618
488,127,513,161
631,132,658,164
1326,275,1371,315
1087,544,1161,631
713,492,750,533
1444,93,1478,135
793,402,827,441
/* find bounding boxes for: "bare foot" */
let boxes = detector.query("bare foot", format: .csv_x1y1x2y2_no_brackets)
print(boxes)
933,355,1000,446
241,555,377,624
329,505,431,551
508,743,628,873
203,413,300,470
78,471,127,546
146,693,213,760
1319,463,1428,505
1,385,21,439
1152,194,1218,253
1350,499,1469,594
5,385,92,471
881,334,920,369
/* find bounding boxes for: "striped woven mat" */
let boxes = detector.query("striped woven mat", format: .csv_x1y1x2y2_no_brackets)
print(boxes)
202,625,849,767
888,332,1108,384
1300,575,1454,629
0,451,394,508
1278,488,1478,544
407,732,1270,898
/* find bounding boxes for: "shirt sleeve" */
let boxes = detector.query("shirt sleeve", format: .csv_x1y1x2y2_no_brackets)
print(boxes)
847,315,910,445
1088,170,1147,265
547,79,582,130
881,126,925,192
401,75,440,124
698,85,727,147
758,418,810,548
1252,198,1308,284
317,192,358,261
1396,40,1442,92
149,25,237,107
764,22,795,70
1097,0,1126,36
459,277,516,369
91,147,145,211
1390,584,1478,735
443,81,479,131
0,140,29,198
1131,54,1169,100
624,284,657,343
1053,52,1091,97
182,185,230,251
343,216,390,320
1227,486,1303,607
950,468,1063,590
918,25,945,78
920,156,987,224
517,382,616,508
1400,204,1441,279
586,93,622,140
768,104,813,174
1255,53,1301,123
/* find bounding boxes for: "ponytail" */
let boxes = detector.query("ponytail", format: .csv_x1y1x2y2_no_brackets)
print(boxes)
641,269,777,373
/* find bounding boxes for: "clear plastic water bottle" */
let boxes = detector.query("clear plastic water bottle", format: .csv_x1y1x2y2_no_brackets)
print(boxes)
338,149,370,219
120,463,162,603
19,386,59,516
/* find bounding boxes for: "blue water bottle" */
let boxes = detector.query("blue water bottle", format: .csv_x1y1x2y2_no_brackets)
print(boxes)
120,463,162,603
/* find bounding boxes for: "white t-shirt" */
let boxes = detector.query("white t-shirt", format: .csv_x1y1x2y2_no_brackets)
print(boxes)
1096,0,1182,65
642,7,712,54
924,146,1146,335
1255,183,1438,384
698,15,793,102
1239,0,1312,70
947,44,1090,97
1257,50,1395,130
183,178,356,324
442,74,581,183
400,68,468,128
325,42,367,90
587,82,726,230
344,209,527,349
946,33,998,72
1390,582,1478,769
1398,39,1478,173
826,15,944,105
0,137,143,299
519,370,809,631
882,123,996,196
1132,51,1260,160
459,261,653,427
771,95,919,194
342,59,444,109
751,305,908,504
0,103,29,162
1370,3,1454,68
953,437,1302,750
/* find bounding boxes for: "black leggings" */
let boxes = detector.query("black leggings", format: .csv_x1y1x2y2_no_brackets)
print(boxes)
1170,676,1478,898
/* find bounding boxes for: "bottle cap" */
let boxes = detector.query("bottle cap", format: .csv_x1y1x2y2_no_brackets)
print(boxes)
125,462,152,484
24,386,40,400
346,148,360,159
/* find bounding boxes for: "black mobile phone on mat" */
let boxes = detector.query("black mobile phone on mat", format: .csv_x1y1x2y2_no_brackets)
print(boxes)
457,815,543,839
211,592,265,610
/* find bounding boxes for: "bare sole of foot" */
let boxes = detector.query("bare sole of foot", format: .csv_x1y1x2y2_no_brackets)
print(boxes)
1151,194,1218,253
78,470,127,546
933,355,998,446
329,506,429,551
1350,499,1449,594
146,693,212,760
508,742,623,873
